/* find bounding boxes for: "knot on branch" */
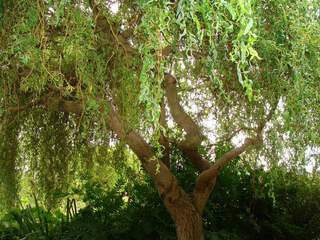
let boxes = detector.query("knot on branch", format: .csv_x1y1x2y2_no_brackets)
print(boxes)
164,73,176,85
244,137,256,145
245,136,263,147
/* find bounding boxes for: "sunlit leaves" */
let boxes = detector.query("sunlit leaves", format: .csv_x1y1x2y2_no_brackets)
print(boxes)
173,0,261,100
0,0,319,211
225,0,260,100
137,1,169,137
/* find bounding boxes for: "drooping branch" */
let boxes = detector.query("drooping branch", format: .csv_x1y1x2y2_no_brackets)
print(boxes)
164,73,211,171
7,93,83,115
8,92,182,202
0,114,20,208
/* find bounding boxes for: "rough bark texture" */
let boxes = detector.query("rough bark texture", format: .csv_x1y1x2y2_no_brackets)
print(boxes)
160,176,204,240
164,73,211,172
172,203,204,240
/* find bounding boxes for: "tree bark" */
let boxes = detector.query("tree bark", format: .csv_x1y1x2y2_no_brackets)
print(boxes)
172,204,204,240
158,177,204,240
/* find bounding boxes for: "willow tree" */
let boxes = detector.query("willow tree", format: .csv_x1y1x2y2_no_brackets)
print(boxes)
1,0,319,239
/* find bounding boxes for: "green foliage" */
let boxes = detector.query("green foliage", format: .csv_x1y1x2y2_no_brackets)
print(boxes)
137,1,168,133
204,163,320,240
0,0,319,197
2,160,319,240
0,201,65,240
0,116,20,209
0,1,319,239
63,178,175,240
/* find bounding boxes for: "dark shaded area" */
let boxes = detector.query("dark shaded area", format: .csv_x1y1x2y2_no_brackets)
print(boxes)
1,162,319,240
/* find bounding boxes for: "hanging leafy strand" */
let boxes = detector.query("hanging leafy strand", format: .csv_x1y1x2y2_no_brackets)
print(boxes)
136,1,170,138
172,0,261,100
0,0,319,209
0,116,20,209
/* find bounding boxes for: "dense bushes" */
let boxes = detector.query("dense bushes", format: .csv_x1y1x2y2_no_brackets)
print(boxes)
205,164,320,240
1,163,319,240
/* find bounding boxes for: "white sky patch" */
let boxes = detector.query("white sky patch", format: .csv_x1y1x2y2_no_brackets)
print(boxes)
202,116,218,143
305,146,320,172
231,132,246,146
110,1,120,14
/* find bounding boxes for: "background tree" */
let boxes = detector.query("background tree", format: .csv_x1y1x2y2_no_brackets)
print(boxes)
0,0,319,239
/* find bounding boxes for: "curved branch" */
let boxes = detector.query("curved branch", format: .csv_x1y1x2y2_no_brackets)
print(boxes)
107,100,193,213
192,100,279,213
193,137,257,213
164,73,202,142
164,73,211,171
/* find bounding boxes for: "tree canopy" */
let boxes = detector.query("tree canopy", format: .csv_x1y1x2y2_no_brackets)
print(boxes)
0,0,319,238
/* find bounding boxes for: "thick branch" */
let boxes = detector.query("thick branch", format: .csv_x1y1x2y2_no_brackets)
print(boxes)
164,73,202,143
7,98,43,113
164,73,211,171
177,141,211,171
106,101,195,213
197,138,257,187
192,100,278,213
193,138,257,213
